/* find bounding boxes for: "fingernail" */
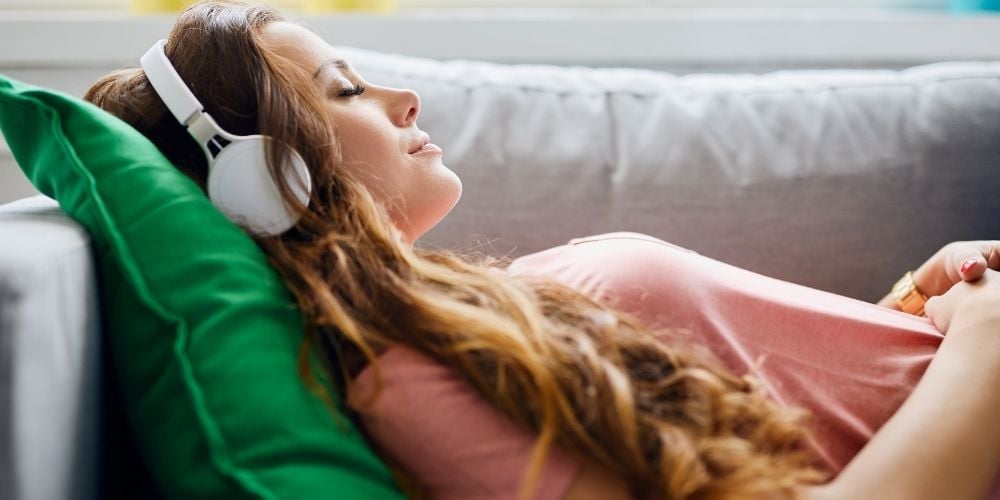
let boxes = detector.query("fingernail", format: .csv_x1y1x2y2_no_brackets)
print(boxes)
961,258,977,274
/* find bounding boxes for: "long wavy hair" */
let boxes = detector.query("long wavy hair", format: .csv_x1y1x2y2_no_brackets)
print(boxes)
84,1,827,498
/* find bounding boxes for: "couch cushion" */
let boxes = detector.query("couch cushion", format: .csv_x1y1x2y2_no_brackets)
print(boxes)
0,74,403,499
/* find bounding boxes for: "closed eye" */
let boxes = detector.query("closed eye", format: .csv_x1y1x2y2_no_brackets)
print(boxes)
339,84,367,97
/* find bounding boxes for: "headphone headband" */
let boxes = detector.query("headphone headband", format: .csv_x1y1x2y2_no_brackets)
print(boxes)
140,39,204,127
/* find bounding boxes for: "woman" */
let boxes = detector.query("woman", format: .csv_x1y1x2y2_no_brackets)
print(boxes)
84,1,1000,498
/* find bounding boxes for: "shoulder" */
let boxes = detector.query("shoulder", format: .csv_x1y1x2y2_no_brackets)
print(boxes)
565,231,699,255
505,231,703,301
508,231,698,274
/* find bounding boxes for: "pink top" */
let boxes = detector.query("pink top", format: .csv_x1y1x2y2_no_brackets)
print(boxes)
348,231,1000,499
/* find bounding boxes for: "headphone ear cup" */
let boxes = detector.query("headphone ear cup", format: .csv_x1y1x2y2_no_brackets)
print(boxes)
207,137,311,236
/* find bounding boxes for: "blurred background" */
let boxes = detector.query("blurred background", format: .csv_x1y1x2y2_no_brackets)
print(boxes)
1,0,999,203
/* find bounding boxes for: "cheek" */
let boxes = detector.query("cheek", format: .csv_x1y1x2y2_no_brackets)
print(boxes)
338,126,381,164
334,110,395,162
337,137,407,200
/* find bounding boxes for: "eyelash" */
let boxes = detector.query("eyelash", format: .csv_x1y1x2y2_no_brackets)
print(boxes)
339,84,367,97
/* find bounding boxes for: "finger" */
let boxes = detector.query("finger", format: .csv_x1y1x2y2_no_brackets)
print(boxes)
987,243,1000,271
959,256,984,281
952,242,997,281
963,241,1000,280
923,295,948,332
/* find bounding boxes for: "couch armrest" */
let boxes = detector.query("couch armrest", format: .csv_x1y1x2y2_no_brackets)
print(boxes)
0,195,100,500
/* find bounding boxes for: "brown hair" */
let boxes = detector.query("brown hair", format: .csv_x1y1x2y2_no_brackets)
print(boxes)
85,1,827,498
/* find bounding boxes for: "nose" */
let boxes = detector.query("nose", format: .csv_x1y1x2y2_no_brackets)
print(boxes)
393,87,420,127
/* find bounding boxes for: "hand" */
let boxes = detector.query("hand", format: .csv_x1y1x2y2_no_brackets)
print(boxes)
914,241,1000,298
924,268,1000,335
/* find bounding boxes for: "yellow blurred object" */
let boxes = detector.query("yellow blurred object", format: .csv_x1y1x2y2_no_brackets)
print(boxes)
304,0,396,13
269,0,307,11
303,0,355,11
130,0,192,14
129,0,395,16
131,0,308,15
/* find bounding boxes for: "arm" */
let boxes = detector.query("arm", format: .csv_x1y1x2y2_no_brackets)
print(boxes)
809,271,1000,500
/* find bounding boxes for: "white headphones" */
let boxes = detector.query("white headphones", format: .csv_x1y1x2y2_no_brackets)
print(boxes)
139,39,311,236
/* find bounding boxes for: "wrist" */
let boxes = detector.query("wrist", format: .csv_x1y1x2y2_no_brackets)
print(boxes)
891,270,929,316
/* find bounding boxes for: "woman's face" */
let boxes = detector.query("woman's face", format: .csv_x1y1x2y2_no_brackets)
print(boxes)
259,22,462,245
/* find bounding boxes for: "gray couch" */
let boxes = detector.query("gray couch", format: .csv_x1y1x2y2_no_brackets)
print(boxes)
2,51,999,499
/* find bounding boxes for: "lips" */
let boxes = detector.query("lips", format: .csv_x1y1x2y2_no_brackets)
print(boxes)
409,133,431,154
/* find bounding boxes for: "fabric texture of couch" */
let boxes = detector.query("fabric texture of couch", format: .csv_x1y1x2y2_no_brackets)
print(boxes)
1,50,999,499
337,48,1000,302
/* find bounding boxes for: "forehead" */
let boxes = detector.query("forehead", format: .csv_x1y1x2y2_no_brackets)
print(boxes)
259,21,346,77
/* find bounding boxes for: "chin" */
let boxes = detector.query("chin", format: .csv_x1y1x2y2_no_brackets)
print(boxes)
449,174,463,207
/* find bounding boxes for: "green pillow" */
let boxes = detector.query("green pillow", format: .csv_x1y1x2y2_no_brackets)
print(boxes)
0,74,405,499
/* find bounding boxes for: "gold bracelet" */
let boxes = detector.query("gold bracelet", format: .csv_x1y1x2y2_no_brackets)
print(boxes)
891,270,928,317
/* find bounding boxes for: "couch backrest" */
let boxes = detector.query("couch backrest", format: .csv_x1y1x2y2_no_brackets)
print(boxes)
336,48,1000,302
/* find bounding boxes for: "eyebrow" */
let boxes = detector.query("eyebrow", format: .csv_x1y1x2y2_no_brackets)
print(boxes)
313,58,352,79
